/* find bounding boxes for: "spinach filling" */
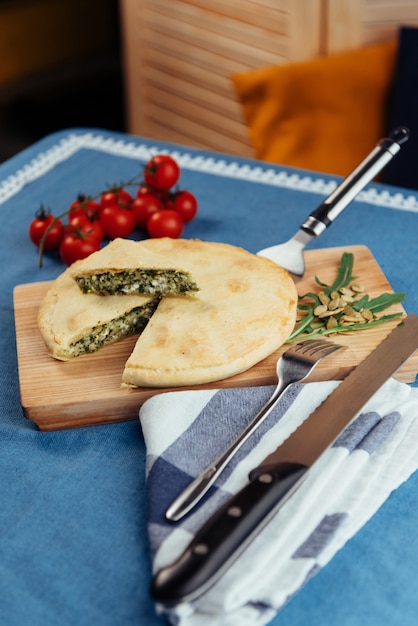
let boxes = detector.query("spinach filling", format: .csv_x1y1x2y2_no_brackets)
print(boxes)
67,299,159,358
75,269,199,296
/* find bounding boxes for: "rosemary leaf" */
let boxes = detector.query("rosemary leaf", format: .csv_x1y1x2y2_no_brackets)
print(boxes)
287,313,403,342
329,252,355,292
365,292,405,313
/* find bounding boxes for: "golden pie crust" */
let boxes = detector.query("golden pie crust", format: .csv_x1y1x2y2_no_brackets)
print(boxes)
38,238,298,387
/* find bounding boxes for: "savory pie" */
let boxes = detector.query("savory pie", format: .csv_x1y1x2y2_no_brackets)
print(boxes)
38,238,298,387
71,237,199,296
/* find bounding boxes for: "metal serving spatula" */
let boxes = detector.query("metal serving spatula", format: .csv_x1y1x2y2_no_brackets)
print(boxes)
257,127,409,278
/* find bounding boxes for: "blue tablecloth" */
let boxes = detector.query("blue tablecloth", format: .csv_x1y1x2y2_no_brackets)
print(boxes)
1,128,417,626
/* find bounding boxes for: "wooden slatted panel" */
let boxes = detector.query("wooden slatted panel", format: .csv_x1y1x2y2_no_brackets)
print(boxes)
362,0,418,43
326,0,418,52
120,0,321,155
120,0,418,155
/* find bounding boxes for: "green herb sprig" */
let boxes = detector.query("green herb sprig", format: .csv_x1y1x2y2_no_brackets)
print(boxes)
287,252,405,342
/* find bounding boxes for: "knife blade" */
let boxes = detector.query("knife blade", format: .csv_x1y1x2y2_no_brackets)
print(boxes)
151,314,418,607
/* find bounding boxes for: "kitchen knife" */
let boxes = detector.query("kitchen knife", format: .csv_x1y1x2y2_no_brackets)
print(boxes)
151,314,418,607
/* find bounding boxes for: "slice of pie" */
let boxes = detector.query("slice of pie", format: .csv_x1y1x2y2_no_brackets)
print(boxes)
121,238,297,387
71,237,200,296
37,264,159,361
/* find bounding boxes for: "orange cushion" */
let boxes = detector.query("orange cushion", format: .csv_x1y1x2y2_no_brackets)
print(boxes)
231,40,397,176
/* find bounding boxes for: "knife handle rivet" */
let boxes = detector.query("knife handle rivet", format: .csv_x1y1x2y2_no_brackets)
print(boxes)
227,505,242,518
192,543,209,556
258,473,273,484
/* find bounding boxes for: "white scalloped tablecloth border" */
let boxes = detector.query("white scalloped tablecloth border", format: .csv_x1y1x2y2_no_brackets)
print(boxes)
1,131,418,213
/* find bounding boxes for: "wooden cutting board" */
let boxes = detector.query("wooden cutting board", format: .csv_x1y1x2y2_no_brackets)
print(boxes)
14,245,417,430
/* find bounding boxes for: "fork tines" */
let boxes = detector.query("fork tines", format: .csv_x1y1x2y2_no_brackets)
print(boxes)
291,338,345,358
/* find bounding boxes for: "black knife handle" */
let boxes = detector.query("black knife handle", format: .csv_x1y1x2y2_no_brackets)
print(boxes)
150,462,308,606
301,126,410,237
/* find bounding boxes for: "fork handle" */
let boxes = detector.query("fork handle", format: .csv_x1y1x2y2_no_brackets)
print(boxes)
301,126,409,238
165,382,290,522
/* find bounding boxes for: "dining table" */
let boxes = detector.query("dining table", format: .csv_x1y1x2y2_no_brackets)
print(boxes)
1,127,418,626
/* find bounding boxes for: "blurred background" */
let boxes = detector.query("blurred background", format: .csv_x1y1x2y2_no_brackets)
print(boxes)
1,0,418,187
0,0,124,162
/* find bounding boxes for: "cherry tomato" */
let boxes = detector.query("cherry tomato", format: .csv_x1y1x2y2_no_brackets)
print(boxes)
100,188,132,210
138,185,175,211
161,191,175,210
144,155,180,191
173,190,198,223
68,195,100,222
29,207,64,251
69,214,104,243
136,183,156,197
146,209,184,238
131,194,164,229
100,204,136,239
59,230,101,266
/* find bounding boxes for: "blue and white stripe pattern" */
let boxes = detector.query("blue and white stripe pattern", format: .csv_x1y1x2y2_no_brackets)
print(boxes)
139,378,418,625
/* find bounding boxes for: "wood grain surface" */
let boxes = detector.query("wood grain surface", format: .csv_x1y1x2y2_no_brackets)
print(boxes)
13,245,417,430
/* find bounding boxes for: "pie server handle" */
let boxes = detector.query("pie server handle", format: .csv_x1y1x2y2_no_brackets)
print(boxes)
301,126,410,238
150,461,308,607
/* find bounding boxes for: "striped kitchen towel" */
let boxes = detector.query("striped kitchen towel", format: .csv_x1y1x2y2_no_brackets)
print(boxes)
139,377,418,625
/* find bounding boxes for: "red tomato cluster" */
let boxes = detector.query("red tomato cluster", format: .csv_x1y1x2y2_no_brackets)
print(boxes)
29,154,198,266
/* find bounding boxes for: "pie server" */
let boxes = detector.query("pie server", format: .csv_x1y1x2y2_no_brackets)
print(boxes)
151,313,418,607
257,126,410,278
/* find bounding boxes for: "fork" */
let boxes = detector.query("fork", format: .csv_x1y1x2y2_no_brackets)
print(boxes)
165,338,345,521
